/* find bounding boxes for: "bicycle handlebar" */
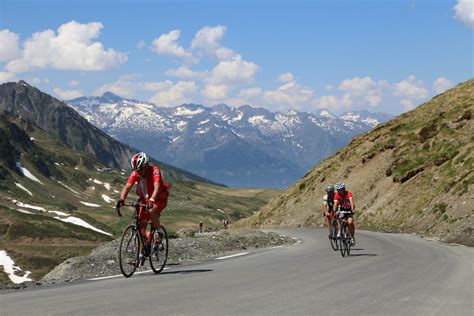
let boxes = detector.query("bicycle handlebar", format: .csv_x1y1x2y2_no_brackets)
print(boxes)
116,201,148,217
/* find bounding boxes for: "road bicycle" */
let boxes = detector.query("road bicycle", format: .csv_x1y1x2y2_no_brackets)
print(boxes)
328,212,339,251
116,200,169,277
339,211,352,257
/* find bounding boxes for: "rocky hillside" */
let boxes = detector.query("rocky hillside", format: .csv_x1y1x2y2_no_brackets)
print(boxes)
68,93,392,187
0,81,212,184
237,79,473,246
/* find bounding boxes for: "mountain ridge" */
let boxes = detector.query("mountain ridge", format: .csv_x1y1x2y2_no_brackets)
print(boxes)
68,93,393,187
0,81,217,185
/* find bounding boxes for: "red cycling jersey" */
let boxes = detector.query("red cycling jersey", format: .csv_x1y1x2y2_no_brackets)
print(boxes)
127,165,167,199
127,165,170,231
334,191,353,210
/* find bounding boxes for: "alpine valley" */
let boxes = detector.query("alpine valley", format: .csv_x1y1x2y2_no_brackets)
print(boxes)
68,93,392,188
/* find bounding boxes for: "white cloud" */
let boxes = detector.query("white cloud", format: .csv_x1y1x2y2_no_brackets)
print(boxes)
150,29,193,60
201,84,230,100
207,55,259,85
263,79,314,109
393,75,429,110
94,75,173,98
278,73,294,83
454,0,474,28
149,81,198,106
69,80,80,87
224,87,262,107
191,25,236,61
0,29,21,62
136,40,146,49
339,76,377,94
27,77,49,85
0,72,16,83
365,94,382,107
165,66,206,79
313,93,353,111
338,76,387,107
53,87,83,100
433,77,453,94
238,87,262,99
191,25,225,51
5,21,127,73
215,47,236,61
393,75,428,99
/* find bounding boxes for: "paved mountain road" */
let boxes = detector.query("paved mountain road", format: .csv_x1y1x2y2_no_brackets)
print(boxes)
1,229,472,315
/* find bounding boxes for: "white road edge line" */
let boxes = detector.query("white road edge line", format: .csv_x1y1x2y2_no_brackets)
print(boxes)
270,246,284,249
88,268,170,281
215,252,249,260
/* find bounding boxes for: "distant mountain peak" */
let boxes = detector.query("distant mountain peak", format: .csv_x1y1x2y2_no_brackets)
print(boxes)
100,92,124,103
18,80,31,87
315,109,336,119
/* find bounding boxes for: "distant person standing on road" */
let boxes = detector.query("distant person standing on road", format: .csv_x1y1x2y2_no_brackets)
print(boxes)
199,221,203,233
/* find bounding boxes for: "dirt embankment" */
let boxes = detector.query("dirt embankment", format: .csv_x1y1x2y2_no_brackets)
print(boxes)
2,229,294,290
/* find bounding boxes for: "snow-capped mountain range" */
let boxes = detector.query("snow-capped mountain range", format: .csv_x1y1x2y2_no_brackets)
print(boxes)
68,92,392,188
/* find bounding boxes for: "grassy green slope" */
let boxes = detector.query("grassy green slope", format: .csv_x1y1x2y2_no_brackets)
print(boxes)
0,113,278,286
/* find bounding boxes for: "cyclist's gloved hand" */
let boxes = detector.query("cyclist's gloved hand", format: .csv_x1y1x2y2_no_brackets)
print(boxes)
146,199,155,210
116,199,124,208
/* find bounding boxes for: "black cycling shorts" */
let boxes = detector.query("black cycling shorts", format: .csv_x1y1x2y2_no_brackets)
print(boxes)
339,210,353,219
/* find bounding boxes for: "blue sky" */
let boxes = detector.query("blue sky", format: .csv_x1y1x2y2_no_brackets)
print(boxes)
0,0,472,115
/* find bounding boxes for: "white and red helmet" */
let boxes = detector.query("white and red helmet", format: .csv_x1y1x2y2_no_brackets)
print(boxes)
130,152,149,170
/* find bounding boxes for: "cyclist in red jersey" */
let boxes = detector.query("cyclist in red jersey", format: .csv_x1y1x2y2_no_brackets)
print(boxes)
116,152,170,243
333,182,355,245
322,184,336,237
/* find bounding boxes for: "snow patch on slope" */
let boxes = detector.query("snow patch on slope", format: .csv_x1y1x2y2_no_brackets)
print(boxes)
15,163,43,184
15,183,33,196
0,250,33,284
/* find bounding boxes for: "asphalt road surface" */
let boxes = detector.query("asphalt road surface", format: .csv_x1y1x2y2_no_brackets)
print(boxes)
1,229,472,315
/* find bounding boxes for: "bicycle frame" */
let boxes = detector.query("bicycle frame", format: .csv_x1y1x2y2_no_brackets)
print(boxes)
119,201,155,253
338,211,352,257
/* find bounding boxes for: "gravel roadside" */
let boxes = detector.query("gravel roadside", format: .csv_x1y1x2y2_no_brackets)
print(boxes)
2,229,295,290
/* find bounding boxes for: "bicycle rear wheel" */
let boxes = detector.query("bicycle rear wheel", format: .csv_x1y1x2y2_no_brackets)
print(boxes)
119,225,139,277
330,222,338,251
150,225,169,273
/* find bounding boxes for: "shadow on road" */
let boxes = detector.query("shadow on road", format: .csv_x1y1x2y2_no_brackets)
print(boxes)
350,248,377,256
161,269,213,275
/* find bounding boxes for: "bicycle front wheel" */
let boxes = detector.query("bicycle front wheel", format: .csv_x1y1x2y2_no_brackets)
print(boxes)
119,225,139,277
339,230,346,257
343,225,351,256
150,225,169,273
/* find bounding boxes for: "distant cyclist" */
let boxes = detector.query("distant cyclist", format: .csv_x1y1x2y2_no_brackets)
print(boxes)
333,182,355,245
322,184,336,237
117,152,170,245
